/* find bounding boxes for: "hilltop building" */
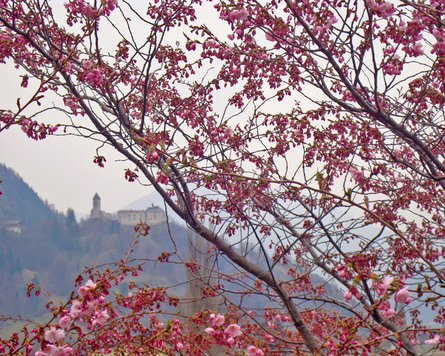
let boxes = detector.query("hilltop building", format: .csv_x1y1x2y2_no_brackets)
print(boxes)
117,204,166,226
90,193,166,226
91,193,102,218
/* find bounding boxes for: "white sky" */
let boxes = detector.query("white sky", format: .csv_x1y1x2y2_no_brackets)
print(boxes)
0,1,298,218
0,1,227,217
0,123,153,216
0,62,153,216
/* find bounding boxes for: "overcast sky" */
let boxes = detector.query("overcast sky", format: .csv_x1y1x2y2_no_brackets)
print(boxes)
0,122,155,216
0,2,225,218
0,58,154,217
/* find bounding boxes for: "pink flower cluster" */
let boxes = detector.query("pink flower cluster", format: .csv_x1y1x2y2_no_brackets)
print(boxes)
65,0,117,23
343,276,412,318
432,29,445,57
80,60,105,89
62,279,110,330
20,120,58,140
203,313,266,353
228,8,249,21
376,276,394,296
365,0,395,18
394,287,411,304
145,149,159,163
35,327,71,356
204,314,245,347
63,97,80,115
247,345,264,356
64,0,99,24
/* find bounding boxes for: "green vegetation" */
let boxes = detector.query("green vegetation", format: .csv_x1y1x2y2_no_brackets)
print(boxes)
0,164,189,319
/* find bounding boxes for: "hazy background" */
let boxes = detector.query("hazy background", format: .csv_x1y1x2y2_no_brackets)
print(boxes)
0,125,155,216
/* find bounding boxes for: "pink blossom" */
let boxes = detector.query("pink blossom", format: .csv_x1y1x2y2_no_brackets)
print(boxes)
382,308,395,317
44,326,65,343
61,60,75,73
212,313,225,326
176,342,184,350
433,40,445,57
146,150,159,163
247,345,265,356
81,59,93,70
377,2,395,18
264,333,274,342
265,33,275,42
38,345,71,356
281,315,290,322
78,279,96,297
204,39,218,49
204,327,215,336
228,8,249,21
266,321,276,329
395,287,411,304
349,167,363,183
424,335,440,345
92,310,110,326
410,337,419,346
376,276,394,296
409,42,424,57
54,345,72,356
383,46,394,56
49,125,58,134
58,316,71,328
84,299,100,315
226,337,236,346
63,97,79,113
101,0,117,16
344,289,353,301
84,68,105,88
365,0,377,8
155,171,169,184
224,323,242,338
69,300,83,318
381,276,394,288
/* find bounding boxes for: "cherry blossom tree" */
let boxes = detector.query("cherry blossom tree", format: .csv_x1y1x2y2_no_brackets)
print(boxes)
0,0,444,354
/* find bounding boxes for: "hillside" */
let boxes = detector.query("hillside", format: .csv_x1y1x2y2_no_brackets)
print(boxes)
0,163,57,226
0,163,344,326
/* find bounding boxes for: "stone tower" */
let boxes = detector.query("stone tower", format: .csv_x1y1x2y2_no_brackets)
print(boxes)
91,193,101,218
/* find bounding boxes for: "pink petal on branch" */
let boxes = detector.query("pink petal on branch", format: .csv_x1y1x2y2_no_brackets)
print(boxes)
382,308,395,317
204,327,215,336
224,323,242,338
229,8,249,21
226,336,236,345
58,316,71,328
247,345,265,356
395,287,411,304
213,313,225,326
343,290,353,301
44,326,65,343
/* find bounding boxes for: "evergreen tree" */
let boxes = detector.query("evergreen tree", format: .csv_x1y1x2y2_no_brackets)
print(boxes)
63,209,81,252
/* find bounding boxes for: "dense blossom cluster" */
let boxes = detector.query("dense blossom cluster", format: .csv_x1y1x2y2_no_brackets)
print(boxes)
0,0,445,354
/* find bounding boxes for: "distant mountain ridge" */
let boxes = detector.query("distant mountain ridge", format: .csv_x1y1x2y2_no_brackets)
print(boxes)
0,163,57,226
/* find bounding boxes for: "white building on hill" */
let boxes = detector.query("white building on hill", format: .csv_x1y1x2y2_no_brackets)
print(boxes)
90,193,166,226
117,204,166,226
